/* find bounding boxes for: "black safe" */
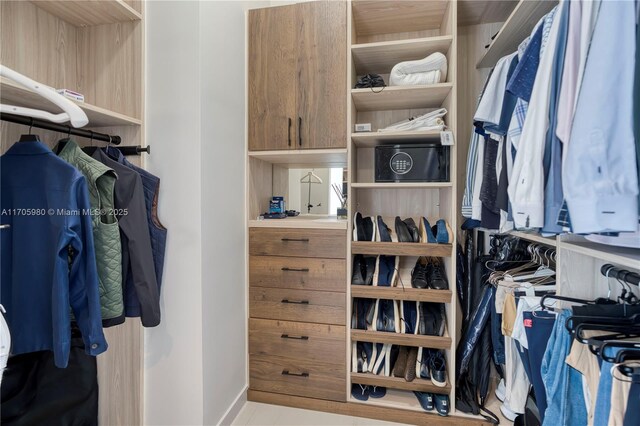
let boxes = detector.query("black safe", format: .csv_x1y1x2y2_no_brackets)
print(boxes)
375,144,450,182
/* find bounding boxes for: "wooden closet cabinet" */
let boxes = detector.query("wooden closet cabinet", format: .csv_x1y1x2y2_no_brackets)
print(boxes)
248,1,347,151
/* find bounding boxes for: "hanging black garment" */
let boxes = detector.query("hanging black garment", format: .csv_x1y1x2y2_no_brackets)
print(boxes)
1,336,98,426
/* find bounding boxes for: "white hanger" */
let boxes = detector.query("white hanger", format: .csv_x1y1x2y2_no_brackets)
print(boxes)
300,170,323,184
0,65,88,128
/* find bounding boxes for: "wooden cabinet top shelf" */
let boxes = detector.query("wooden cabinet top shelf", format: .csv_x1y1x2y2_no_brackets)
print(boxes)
351,182,452,189
1,78,142,127
351,286,452,303
352,84,453,112
352,36,453,75
351,242,452,257
351,373,451,394
30,0,142,27
351,330,451,350
477,0,557,69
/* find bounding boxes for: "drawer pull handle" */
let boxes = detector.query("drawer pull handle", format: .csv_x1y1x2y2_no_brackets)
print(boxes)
281,267,310,272
281,334,309,340
281,238,309,242
281,299,309,305
282,370,309,378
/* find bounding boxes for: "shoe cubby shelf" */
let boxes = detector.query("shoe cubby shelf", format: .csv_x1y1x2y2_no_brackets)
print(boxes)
352,35,453,75
0,78,142,127
30,0,142,27
351,286,452,303
351,242,453,257
351,130,442,147
351,84,453,112
351,330,451,350
351,372,451,394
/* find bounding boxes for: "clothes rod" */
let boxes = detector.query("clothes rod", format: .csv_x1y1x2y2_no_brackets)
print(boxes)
0,112,121,145
601,264,640,286
117,145,150,156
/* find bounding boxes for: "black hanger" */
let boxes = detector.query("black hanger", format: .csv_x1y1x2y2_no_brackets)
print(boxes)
600,339,640,363
587,333,640,356
81,131,98,155
540,294,599,312
18,118,41,142
575,321,640,345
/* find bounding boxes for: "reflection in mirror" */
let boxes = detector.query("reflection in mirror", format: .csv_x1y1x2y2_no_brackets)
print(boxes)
285,168,346,215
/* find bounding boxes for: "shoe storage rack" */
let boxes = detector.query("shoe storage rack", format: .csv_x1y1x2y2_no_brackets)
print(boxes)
347,0,461,417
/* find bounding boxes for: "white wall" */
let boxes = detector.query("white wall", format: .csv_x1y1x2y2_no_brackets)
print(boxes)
145,1,260,425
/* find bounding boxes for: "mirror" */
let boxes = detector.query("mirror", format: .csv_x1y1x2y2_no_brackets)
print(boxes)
284,168,346,216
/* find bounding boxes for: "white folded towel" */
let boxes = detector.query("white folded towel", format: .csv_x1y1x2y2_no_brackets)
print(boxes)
389,52,448,86
379,108,447,132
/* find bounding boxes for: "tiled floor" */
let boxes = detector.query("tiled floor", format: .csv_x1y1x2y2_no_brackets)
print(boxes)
230,402,409,426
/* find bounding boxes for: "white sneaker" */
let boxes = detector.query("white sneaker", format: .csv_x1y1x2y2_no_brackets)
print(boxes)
495,378,506,402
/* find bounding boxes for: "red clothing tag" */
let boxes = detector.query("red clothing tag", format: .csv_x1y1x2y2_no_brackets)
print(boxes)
524,319,533,328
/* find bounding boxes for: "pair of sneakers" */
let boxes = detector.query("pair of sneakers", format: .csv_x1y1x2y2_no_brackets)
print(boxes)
414,391,450,416
399,301,446,336
352,255,399,287
416,348,447,387
411,257,449,290
351,298,400,333
419,217,453,244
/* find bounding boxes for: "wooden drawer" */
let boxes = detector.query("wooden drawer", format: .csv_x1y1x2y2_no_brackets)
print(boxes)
249,228,346,259
249,255,345,292
249,319,345,365
249,287,346,325
249,354,346,402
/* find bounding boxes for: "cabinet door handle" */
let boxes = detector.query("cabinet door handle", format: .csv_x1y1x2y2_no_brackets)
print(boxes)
281,334,309,340
281,238,309,242
281,267,310,272
281,299,309,305
298,117,302,147
288,117,292,146
282,370,309,377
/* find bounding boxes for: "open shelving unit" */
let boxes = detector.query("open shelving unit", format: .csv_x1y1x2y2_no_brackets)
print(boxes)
346,0,462,420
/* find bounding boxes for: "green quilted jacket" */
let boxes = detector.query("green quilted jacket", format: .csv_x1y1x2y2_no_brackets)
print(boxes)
56,139,123,320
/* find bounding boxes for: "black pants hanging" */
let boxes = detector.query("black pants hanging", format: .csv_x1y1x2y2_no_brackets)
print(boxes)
1,337,98,426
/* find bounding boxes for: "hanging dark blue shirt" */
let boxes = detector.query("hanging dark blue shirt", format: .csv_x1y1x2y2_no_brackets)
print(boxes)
0,141,107,368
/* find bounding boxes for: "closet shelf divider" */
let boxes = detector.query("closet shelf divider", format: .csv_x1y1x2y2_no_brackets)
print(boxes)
351,373,451,394
351,83,453,111
30,0,142,27
351,130,443,147
351,286,452,303
351,330,451,349
351,241,453,257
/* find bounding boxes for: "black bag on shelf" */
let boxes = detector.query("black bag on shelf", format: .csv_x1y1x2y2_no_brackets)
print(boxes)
354,74,386,88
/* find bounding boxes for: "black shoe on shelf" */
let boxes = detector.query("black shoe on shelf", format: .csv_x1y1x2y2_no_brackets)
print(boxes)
395,216,413,243
416,347,432,380
403,218,420,242
353,212,376,242
418,302,446,336
427,257,449,290
429,350,447,387
352,255,376,285
411,257,429,289
375,299,399,333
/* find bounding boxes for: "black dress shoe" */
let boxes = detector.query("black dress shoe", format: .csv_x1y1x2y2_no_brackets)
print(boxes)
395,216,413,242
353,212,376,241
411,257,429,289
351,298,375,330
375,299,398,332
403,218,420,242
352,255,376,285
427,258,449,290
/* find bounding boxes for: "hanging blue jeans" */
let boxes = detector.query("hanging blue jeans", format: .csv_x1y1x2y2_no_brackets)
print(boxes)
594,346,624,425
540,310,587,426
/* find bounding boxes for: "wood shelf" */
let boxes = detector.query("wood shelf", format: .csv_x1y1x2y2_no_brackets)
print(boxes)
351,182,452,189
352,1,448,40
558,239,640,271
352,36,453,75
458,1,518,26
0,78,142,127
351,130,442,147
351,373,451,394
509,231,557,247
351,330,451,350
351,242,452,257
30,0,142,27
352,84,453,112
351,286,452,303
247,149,348,168
477,0,558,69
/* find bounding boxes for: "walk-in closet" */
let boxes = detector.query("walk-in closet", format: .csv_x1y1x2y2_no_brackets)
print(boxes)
0,1,638,425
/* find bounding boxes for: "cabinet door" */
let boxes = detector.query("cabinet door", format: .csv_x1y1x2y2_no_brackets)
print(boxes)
248,5,298,151
296,1,347,150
